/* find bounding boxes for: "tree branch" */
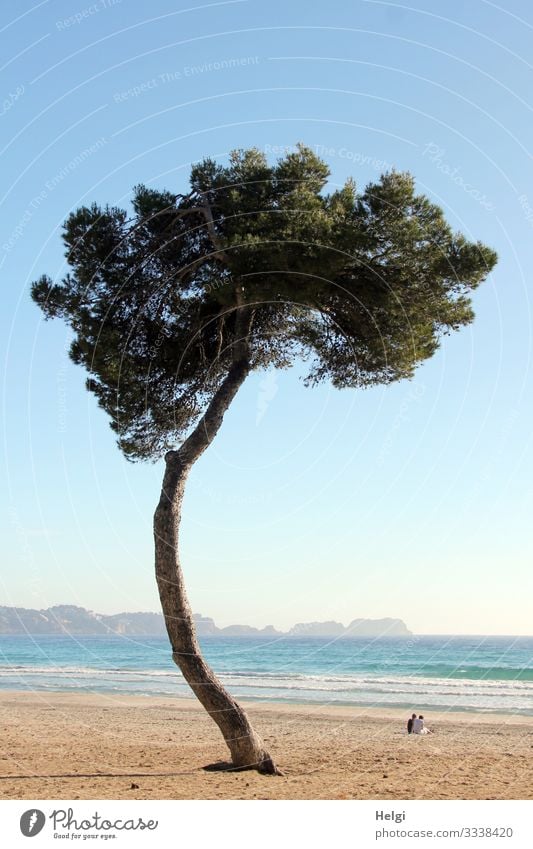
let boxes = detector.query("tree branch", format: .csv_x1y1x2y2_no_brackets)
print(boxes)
166,359,250,471
173,201,231,264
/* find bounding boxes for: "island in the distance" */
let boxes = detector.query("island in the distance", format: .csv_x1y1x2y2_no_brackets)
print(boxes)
0,605,412,637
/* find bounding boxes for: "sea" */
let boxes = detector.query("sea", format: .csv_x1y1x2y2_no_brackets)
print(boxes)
0,634,532,716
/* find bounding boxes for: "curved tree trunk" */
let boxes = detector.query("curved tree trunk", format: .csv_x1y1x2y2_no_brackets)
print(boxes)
153,358,281,774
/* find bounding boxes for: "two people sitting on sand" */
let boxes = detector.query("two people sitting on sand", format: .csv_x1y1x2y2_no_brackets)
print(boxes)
407,713,432,734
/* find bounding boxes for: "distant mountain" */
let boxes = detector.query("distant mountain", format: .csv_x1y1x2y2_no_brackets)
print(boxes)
219,624,280,637
289,618,412,637
0,606,281,637
0,605,411,637
346,618,412,636
290,620,345,637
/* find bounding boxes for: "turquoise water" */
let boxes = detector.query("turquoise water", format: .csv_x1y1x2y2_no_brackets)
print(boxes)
0,634,532,715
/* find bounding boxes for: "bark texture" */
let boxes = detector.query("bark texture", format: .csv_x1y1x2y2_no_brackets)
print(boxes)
153,357,281,774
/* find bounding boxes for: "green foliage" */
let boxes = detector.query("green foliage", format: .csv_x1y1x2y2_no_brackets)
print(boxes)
31,143,497,460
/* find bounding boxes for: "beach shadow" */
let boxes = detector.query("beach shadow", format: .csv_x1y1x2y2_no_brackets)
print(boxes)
203,761,250,773
203,760,284,776
0,770,199,780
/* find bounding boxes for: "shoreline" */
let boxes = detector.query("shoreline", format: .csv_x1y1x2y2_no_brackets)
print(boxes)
1,684,533,724
0,690,532,799
1,688,532,725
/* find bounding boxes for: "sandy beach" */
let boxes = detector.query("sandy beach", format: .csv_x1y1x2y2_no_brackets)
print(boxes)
0,691,531,800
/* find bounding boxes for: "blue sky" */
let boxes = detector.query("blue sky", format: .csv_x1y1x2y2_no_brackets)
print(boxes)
1,0,532,634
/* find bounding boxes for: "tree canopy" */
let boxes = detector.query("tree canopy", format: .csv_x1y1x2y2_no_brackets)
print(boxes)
32,143,497,460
